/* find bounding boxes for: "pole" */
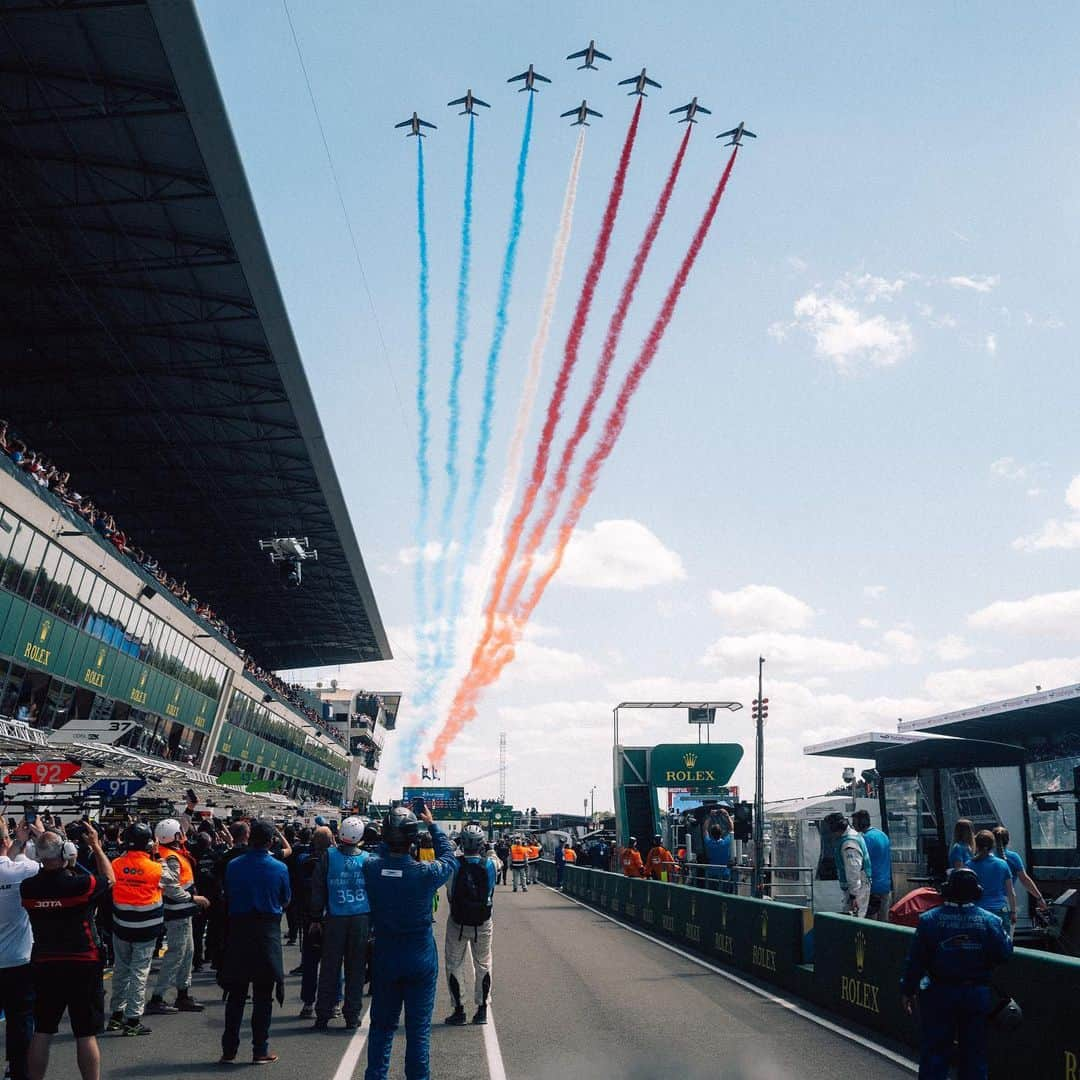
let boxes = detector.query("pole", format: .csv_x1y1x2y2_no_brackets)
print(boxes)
754,655,765,897
590,785,596,823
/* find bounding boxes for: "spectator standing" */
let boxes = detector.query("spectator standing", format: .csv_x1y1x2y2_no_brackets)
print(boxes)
362,805,456,1080
309,817,370,1031
527,838,541,885
970,830,1016,930
949,818,976,870
295,826,333,1019
510,836,528,893
188,831,218,973
21,825,115,1080
901,868,1012,1079
218,819,291,1066
553,838,565,890
494,837,510,886
105,822,162,1037
284,825,313,947
443,825,497,1026
993,825,1047,918
146,819,209,1015
703,815,734,891
853,809,893,921
823,813,871,917
0,817,42,1080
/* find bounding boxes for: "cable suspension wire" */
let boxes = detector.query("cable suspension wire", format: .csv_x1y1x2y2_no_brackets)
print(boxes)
281,0,410,434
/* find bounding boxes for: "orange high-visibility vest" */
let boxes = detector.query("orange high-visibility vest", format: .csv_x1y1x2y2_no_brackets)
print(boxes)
621,848,644,877
564,848,577,863
645,845,675,879
511,844,527,866
111,850,164,941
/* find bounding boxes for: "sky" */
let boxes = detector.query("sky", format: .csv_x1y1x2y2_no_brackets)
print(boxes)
195,1,1080,812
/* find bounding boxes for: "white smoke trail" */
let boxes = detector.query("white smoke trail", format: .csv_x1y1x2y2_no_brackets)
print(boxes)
463,132,586,650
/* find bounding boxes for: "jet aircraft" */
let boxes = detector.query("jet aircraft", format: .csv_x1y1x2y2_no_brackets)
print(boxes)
395,112,437,137
561,100,603,127
508,64,551,93
566,40,612,70
669,97,712,123
618,68,662,96
717,121,757,146
447,89,491,116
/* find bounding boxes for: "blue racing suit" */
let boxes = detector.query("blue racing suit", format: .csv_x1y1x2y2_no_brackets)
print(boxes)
362,825,456,1080
901,901,1012,1080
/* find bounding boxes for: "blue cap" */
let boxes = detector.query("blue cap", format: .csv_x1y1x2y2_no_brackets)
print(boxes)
314,815,326,826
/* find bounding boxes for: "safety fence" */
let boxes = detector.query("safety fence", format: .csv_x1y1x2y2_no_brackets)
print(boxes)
538,861,1080,1077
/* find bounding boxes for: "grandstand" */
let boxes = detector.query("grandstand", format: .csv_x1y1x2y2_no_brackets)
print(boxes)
0,0,392,810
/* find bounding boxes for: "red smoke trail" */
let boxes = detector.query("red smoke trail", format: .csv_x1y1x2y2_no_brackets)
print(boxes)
475,99,643,656
501,125,694,614
430,148,739,765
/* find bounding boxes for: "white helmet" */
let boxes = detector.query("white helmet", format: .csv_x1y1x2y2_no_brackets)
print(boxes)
154,818,183,845
339,816,365,845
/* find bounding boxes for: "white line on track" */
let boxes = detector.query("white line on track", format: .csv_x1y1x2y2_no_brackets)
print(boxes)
482,1004,508,1080
541,884,917,1075
331,1006,371,1080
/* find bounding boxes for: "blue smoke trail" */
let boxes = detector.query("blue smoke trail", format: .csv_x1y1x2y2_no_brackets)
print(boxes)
441,94,534,671
429,115,476,649
413,137,433,708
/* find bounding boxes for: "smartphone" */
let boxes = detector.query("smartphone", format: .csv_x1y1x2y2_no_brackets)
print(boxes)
23,807,37,826
411,797,426,816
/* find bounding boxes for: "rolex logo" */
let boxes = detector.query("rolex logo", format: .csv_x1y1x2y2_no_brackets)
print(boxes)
139,670,148,689
683,751,698,768
95,648,106,669
721,903,728,930
173,686,182,703
690,897,697,921
855,930,866,974
761,910,769,940
39,619,52,643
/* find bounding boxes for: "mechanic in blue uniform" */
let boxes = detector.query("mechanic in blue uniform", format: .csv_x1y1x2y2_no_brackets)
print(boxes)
363,803,456,1080
901,867,1013,1080
703,808,734,891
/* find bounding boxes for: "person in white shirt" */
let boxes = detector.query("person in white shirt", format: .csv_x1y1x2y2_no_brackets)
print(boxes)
1,816,43,1080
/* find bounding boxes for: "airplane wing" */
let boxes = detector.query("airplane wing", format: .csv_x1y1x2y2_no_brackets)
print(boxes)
594,50,612,61
717,128,738,138
566,48,588,59
535,71,552,83
697,105,712,115
743,129,757,138
394,119,412,128
586,107,603,117
474,97,491,108
670,103,691,114
447,96,466,106
508,71,527,83
559,107,579,118
645,76,661,88
617,76,637,86
420,119,437,130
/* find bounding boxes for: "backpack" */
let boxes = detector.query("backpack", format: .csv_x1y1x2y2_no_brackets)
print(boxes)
450,857,492,927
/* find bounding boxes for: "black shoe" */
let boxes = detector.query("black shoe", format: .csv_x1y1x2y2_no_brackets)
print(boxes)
343,1016,359,1030
176,995,205,1013
106,1012,125,1033
472,1005,488,1025
311,1019,329,1031
444,1006,467,1026
285,938,297,946
145,998,177,1015
122,1020,153,1036
289,965,304,976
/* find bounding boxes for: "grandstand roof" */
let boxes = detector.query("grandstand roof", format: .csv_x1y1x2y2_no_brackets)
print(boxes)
0,0,390,669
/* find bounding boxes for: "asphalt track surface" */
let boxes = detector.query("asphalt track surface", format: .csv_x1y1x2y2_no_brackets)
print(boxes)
3,881,916,1079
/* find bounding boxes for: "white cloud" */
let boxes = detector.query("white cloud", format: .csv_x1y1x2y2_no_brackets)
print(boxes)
857,617,879,630
787,255,808,273
550,519,686,590
790,293,914,373
863,585,887,600
1012,474,1080,550
709,584,814,632
968,589,1080,638
934,634,976,662
990,457,1031,482
847,273,909,302
985,333,998,355
1027,488,1045,498
702,632,890,675
882,629,922,664
503,640,597,685
947,274,1000,293
924,658,1080,706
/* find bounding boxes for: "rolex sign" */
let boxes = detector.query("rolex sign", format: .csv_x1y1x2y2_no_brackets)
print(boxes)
649,743,743,789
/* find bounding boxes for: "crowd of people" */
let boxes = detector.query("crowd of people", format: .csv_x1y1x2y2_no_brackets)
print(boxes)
0,418,356,747
0,801,504,1080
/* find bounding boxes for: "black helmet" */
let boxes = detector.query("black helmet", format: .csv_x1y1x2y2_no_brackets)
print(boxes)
362,822,382,846
944,867,983,904
627,836,637,848
383,806,420,845
123,822,153,852
652,834,662,847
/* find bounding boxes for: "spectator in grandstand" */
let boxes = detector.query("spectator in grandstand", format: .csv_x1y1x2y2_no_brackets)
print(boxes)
21,824,115,1080
949,818,976,869
0,817,42,1080
218,819,291,1066
992,825,1047,915
853,808,893,921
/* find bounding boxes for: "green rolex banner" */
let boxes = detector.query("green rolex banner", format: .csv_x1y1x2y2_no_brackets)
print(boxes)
649,743,743,788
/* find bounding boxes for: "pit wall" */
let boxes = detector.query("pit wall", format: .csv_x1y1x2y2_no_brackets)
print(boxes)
538,862,1080,1078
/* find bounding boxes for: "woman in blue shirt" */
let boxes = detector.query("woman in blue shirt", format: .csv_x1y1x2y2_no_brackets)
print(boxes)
949,818,975,870
993,825,1047,915
969,829,1015,930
